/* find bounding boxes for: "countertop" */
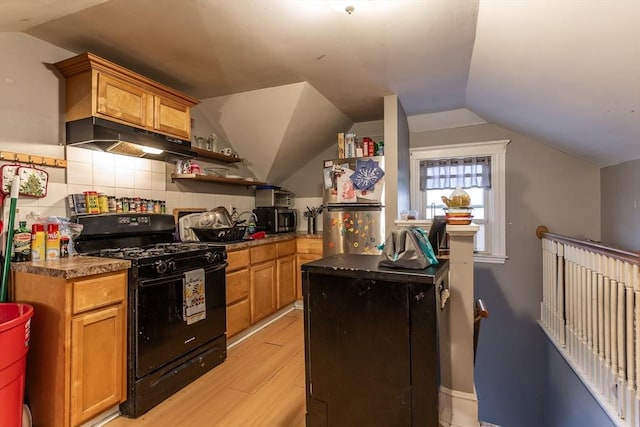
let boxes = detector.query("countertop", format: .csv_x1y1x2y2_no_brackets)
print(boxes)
9,232,322,277
301,254,448,283
218,231,322,251
10,256,131,279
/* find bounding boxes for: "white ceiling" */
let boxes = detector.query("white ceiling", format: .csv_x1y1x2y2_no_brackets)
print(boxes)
1,0,638,167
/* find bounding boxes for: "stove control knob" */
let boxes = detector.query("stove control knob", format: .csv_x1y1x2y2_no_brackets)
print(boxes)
204,251,219,264
154,260,168,274
167,260,176,272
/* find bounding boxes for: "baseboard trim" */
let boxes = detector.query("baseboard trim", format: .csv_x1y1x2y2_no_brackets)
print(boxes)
439,385,479,427
228,303,298,349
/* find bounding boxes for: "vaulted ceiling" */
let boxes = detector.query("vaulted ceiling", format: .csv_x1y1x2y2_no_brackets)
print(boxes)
1,0,639,168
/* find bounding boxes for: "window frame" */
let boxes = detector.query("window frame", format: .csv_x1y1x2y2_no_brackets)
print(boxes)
410,140,508,264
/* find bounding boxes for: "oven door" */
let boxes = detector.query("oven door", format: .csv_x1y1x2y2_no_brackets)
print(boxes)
135,263,226,378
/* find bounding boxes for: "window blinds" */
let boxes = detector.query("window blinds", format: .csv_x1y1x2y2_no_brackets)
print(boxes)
420,156,491,190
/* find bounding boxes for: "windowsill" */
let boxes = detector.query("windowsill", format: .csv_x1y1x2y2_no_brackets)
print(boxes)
473,253,507,264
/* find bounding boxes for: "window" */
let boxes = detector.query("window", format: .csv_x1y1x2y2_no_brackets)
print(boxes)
410,140,508,263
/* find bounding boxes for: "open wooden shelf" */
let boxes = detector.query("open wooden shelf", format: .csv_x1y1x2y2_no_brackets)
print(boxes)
171,173,263,186
191,147,242,163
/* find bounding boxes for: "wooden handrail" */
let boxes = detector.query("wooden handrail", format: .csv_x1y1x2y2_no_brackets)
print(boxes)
536,225,640,265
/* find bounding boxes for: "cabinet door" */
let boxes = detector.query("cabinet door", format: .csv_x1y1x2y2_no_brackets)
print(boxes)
297,253,322,299
154,95,191,139
226,268,250,305
297,238,323,255
227,299,251,338
96,72,147,127
250,261,276,323
277,255,296,308
70,304,125,426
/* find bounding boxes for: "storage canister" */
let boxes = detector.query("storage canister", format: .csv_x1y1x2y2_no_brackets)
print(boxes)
84,191,100,214
60,237,70,258
45,223,60,260
98,193,109,213
30,224,45,261
108,196,117,213
12,221,31,262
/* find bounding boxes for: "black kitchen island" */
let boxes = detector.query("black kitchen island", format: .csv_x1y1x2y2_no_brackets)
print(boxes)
301,254,449,427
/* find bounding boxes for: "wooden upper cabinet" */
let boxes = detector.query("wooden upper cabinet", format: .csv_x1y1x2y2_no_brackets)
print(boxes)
154,95,191,139
54,52,199,141
97,72,147,127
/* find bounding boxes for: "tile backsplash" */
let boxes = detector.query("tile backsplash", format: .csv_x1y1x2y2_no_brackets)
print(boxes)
1,147,324,235
3,147,255,224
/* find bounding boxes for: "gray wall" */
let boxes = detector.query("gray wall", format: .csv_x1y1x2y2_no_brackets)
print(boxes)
0,32,72,169
412,123,603,426
384,95,411,233
601,158,640,250
544,340,615,427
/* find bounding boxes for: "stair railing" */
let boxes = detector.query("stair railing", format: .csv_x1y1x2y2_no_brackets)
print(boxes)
538,226,640,426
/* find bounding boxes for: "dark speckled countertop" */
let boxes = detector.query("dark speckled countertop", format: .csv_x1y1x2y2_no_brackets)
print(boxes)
217,232,322,250
10,256,131,279
10,232,322,277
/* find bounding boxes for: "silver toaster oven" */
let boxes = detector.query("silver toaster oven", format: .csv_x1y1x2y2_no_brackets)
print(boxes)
255,188,292,208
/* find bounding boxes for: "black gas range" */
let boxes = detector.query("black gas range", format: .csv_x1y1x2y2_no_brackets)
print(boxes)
73,213,228,417
98,242,227,279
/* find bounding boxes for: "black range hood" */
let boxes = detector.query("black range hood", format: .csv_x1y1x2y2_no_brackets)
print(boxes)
65,117,196,162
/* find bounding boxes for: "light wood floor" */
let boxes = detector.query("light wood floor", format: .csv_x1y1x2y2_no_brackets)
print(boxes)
107,309,306,427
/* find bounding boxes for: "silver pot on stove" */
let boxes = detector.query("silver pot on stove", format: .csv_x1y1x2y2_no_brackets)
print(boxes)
191,207,247,242
199,206,234,228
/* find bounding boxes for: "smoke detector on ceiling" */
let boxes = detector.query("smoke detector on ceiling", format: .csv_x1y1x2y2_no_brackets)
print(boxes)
345,5,355,14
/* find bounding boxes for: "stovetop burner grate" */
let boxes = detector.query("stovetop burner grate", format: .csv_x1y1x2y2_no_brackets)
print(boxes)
98,242,224,260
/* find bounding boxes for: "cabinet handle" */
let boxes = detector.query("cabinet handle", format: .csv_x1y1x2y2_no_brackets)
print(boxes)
439,277,451,310
415,291,425,302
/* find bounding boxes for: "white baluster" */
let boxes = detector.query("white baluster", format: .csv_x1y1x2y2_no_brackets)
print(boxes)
605,274,612,401
558,243,565,345
598,269,605,394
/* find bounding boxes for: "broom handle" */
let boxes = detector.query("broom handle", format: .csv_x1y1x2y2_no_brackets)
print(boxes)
1,176,20,302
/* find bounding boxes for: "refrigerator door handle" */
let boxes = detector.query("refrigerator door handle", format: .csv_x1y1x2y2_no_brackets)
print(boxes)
326,203,382,210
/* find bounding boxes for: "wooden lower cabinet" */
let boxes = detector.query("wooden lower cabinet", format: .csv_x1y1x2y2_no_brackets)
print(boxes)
296,237,323,299
226,298,251,338
225,249,251,338
277,255,296,308
12,270,128,427
71,305,125,425
225,237,317,337
276,240,297,308
250,259,277,323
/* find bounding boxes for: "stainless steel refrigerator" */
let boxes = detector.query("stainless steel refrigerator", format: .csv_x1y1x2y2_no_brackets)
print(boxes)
322,156,385,256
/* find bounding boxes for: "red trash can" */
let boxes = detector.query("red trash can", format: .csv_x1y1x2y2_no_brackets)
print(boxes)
0,303,33,427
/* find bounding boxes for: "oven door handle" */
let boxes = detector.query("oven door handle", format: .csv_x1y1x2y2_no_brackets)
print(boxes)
138,262,228,288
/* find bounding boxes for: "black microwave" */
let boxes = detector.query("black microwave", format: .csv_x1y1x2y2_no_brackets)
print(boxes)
253,207,297,233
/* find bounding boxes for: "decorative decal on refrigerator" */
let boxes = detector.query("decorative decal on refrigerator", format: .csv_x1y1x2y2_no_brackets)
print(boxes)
329,211,379,251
